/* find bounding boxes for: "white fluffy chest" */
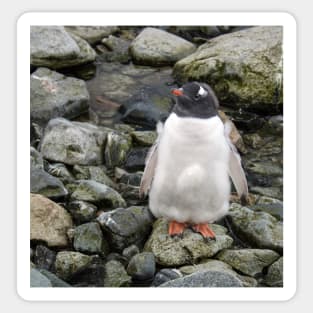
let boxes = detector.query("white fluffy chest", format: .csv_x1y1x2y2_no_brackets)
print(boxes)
149,113,231,224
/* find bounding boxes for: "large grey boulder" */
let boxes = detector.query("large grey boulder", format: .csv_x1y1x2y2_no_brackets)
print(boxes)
179,259,257,287
30,26,96,69
30,68,89,125
40,118,108,165
216,249,280,277
159,270,243,287
228,203,283,253
173,26,283,114
144,218,233,267
30,194,73,247
130,27,196,66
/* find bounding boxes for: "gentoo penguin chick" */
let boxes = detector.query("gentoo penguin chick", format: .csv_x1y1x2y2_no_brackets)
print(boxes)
139,82,248,239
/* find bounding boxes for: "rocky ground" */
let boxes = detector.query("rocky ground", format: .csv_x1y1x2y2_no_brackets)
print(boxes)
30,25,283,288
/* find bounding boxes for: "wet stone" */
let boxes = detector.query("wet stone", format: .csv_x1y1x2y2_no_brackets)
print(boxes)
122,244,140,260
216,249,280,277
152,269,183,287
126,252,156,282
33,245,56,271
67,200,98,224
264,257,283,287
97,206,154,252
30,167,68,200
103,260,131,287
228,203,283,253
125,147,149,171
73,222,109,256
55,251,93,281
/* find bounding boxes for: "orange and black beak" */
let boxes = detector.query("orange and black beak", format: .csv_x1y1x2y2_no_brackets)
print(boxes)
171,88,183,96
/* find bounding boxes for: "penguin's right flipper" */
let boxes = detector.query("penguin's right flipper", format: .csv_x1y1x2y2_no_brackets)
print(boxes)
139,122,163,198
224,121,249,202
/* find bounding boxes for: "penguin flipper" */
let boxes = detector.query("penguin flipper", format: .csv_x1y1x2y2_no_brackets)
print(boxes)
139,122,163,198
224,121,249,202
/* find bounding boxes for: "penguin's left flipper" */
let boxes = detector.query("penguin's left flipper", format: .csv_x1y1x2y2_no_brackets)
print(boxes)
224,121,249,203
139,122,163,198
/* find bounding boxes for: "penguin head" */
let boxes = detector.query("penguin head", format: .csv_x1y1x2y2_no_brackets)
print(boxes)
171,82,219,119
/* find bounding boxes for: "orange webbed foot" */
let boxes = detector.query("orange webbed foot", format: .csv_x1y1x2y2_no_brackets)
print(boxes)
192,223,216,240
168,221,187,237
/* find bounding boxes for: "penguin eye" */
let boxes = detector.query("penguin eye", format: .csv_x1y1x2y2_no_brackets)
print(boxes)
194,94,200,100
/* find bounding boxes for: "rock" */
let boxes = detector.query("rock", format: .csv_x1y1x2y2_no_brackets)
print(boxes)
30,268,52,287
30,68,90,125
69,180,126,209
130,27,196,66
165,26,230,41
116,168,142,186
30,167,68,199
67,200,98,224
40,118,108,166
106,253,128,267
31,122,43,148
218,110,247,154
125,147,149,171
126,252,156,283
216,249,280,277
73,222,109,256
159,270,243,287
65,26,119,45
100,35,131,63
118,183,144,206
33,245,56,271
249,186,283,201
103,260,131,287
120,102,169,130
122,244,140,260
55,251,93,280
246,161,283,177
152,269,183,287
30,147,44,169
104,132,132,168
261,115,283,136
31,26,96,69
69,257,106,287
38,269,71,287
228,203,283,253
243,133,263,149
131,131,157,146
179,259,257,287
252,196,283,220
144,218,233,267
72,165,117,189
222,108,265,132
45,163,75,184
264,257,283,287
30,194,73,247
97,206,154,251
174,26,283,114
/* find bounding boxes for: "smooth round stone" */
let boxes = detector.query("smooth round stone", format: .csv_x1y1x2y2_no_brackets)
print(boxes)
126,252,156,281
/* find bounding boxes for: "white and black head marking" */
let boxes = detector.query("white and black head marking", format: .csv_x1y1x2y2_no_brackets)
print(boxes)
172,82,219,119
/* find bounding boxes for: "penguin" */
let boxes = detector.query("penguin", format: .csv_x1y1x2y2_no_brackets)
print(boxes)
139,81,248,239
